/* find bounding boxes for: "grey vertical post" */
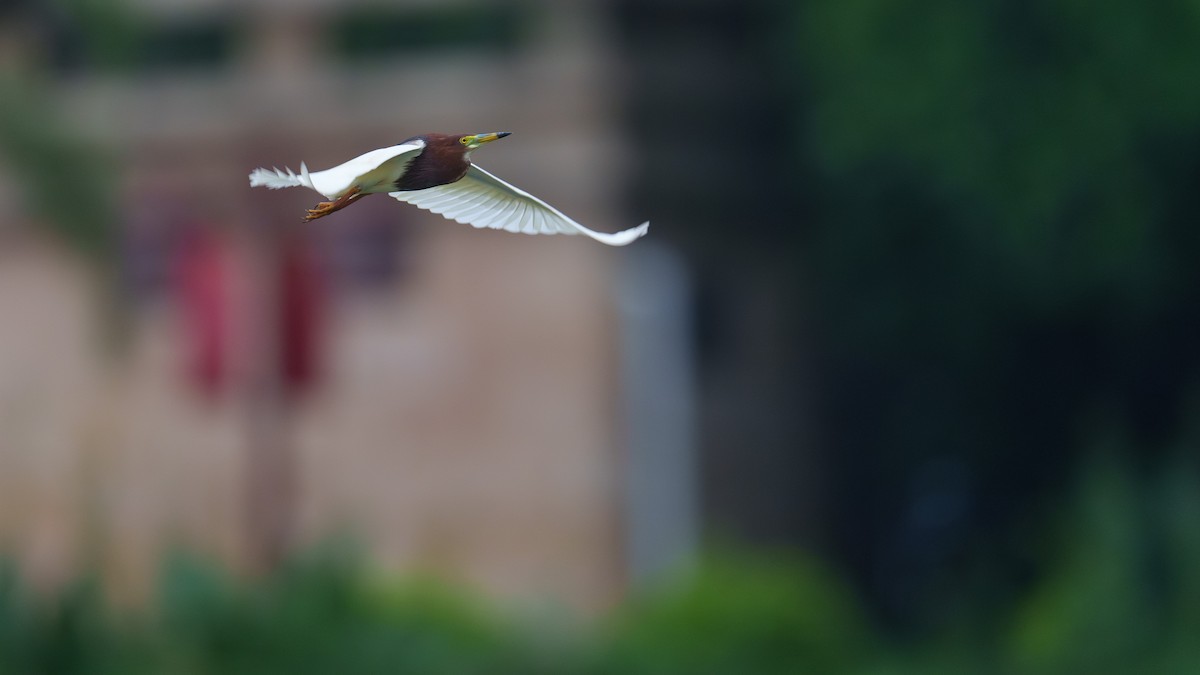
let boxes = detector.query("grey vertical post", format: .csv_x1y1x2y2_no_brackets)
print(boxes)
617,243,698,584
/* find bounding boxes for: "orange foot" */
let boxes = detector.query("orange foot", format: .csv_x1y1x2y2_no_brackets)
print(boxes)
302,187,363,222
303,201,337,221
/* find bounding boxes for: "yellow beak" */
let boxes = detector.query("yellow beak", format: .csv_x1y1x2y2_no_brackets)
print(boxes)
473,132,511,144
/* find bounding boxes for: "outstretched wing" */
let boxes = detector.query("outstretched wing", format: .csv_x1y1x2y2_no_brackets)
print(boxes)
388,164,649,246
250,141,426,199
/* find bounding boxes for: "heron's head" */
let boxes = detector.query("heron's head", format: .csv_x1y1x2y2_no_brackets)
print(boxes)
457,132,511,150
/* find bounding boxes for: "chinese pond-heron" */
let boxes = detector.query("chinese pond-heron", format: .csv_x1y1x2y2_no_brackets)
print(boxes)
249,132,649,246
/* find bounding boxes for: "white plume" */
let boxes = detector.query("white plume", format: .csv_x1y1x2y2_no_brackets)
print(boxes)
248,163,314,190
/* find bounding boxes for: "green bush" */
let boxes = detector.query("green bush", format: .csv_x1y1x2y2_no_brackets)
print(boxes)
590,553,871,675
0,459,1197,674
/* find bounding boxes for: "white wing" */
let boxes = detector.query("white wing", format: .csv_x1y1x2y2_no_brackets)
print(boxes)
250,141,426,200
389,164,649,246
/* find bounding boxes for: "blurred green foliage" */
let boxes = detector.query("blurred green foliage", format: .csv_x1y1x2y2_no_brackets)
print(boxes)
622,1,1200,631
0,75,127,350
330,3,529,62
46,0,232,73
0,458,1196,674
0,79,116,262
775,0,1200,624
1005,454,1200,675
52,0,144,70
589,553,872,675
798,0,1200,294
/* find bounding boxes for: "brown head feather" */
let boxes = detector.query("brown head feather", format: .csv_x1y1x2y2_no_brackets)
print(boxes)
393,133,472,192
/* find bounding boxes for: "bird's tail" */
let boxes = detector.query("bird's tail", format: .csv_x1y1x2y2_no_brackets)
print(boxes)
248,163,315,190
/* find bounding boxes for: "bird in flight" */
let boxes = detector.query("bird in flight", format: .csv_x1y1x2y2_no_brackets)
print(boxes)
248,132,649,246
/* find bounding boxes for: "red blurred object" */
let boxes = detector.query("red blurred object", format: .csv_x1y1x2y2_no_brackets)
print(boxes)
278,234,323,397
176,225,230,399
175,227,325,401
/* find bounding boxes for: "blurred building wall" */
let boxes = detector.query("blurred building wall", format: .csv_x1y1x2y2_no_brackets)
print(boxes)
0,0,665,611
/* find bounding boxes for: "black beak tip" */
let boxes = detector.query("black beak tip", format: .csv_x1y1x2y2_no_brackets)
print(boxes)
497,131,512,138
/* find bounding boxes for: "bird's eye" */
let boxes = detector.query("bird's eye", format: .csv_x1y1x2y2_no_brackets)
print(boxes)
459,137,471,145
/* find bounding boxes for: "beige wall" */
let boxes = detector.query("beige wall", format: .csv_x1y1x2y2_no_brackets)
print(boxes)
0,0,637,611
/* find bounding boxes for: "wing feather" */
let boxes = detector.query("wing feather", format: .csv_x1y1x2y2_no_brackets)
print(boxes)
527,210,544,235
306,142,426,199
389,164,649,246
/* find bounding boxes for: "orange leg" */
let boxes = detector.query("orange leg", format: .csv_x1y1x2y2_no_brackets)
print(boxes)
303,187,364,222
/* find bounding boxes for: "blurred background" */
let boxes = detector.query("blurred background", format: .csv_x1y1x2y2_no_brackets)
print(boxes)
1,0,1199,672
